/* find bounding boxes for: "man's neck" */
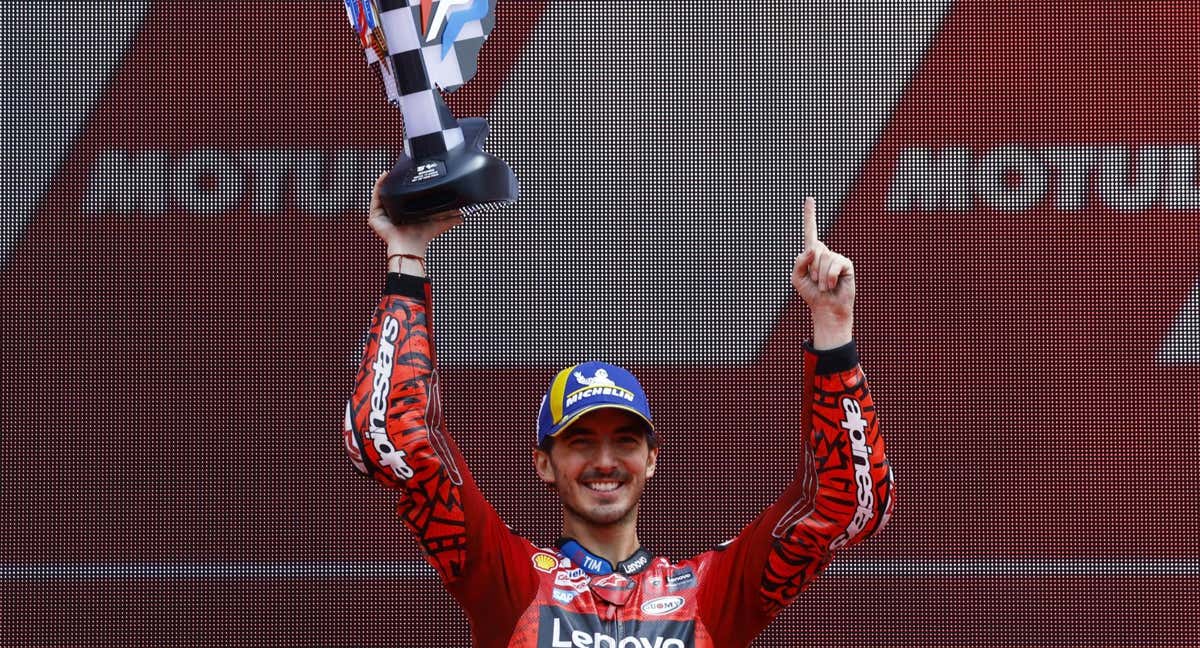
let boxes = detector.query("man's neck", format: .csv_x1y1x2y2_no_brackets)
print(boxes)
561,511,641,567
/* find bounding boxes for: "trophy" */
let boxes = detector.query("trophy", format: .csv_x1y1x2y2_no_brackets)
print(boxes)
344,0,518,222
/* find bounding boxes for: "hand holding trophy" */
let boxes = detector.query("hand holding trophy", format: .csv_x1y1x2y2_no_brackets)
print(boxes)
344,0,518,223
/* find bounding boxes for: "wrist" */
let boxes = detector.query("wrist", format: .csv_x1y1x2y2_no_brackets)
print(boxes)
386,238,431,276
811,315,853,350
386,235,430,257
387,253,426,276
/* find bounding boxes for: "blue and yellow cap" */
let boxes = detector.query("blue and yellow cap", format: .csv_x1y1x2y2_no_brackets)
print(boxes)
536,361,654,448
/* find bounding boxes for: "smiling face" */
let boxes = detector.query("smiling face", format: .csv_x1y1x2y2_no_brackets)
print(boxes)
533,408,658,528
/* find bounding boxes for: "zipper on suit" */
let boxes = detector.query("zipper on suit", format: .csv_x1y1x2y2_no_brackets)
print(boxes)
603,602,619,641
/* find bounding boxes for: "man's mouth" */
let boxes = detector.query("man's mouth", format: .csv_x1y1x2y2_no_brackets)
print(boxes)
583,480,624,493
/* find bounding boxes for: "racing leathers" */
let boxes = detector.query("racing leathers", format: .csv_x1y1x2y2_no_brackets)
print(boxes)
342,273,895,648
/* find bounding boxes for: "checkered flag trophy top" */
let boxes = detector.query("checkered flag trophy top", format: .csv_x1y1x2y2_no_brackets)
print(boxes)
345,0,518,221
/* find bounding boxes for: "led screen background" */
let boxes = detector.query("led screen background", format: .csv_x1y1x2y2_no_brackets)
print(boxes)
2,1,1198,645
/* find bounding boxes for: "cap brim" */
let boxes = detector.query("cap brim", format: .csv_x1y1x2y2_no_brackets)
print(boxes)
547,403,655,440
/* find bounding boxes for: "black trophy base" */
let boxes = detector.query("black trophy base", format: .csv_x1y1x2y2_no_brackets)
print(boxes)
379,118,519,224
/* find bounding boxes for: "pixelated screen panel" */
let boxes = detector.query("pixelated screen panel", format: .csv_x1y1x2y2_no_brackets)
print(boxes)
1,1,1198,646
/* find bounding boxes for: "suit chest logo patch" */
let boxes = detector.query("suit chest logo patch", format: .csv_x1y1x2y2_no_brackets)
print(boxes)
532,552,559,573
641,596,686,616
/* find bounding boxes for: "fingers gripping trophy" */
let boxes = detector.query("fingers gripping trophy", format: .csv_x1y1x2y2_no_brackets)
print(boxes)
344,0,518,222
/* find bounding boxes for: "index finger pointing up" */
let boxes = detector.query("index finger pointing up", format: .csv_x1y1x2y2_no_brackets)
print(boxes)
803,196,818,250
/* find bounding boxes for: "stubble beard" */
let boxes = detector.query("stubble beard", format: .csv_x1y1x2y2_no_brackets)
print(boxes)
561,480,643,528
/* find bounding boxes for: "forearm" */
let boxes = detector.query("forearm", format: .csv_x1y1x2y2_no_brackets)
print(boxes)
345,276,441,489
761,343,884,606
698,342,893,635
349,184,509,582
803,343,893,551
343,274,484,580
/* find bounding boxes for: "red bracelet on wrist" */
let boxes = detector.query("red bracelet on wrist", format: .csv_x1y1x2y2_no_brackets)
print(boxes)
387,253,426,274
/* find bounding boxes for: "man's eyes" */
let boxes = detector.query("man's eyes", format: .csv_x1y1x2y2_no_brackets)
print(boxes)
567,436,639,448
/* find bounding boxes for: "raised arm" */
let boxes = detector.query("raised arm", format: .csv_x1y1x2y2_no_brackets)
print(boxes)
698,198,896,645
340,174,538,629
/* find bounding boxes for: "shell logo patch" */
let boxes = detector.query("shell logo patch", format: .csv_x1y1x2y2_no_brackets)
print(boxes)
532,552,558,573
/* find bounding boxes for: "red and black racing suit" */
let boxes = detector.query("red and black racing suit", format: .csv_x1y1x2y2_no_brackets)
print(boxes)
342,273,895,647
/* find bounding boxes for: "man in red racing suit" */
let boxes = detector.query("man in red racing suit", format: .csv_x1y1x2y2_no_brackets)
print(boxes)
342,183,895,647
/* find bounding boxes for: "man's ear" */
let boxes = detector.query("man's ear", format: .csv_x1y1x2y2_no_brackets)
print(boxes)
533,447,556,484
645,446,658,479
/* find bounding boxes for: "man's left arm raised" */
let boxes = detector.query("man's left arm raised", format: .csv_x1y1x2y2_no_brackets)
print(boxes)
696,197,896,645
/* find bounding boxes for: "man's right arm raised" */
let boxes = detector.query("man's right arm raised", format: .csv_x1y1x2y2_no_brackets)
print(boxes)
339,176,539,636
343,272,467,574
341,272,539,629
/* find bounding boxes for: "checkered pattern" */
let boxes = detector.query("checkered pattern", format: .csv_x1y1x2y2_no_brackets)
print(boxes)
362,0,496,160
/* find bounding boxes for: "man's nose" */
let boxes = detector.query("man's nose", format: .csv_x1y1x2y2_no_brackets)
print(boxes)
591,442,619,471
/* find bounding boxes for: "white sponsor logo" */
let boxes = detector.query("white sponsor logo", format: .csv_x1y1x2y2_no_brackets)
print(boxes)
556,571,589,591
581,555,607,574
558,568,585,580
665,569,695,591
565,386,635,408
550,618,686,648
552,588,578,605
887,144,1200,213
831,397,874,550
640,596,685,616
574,368,617,387
83,148,392,217
367,316,414,480
620,554,648,575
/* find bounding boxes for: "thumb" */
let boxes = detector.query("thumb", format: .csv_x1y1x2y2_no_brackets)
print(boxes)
370,172,387,214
